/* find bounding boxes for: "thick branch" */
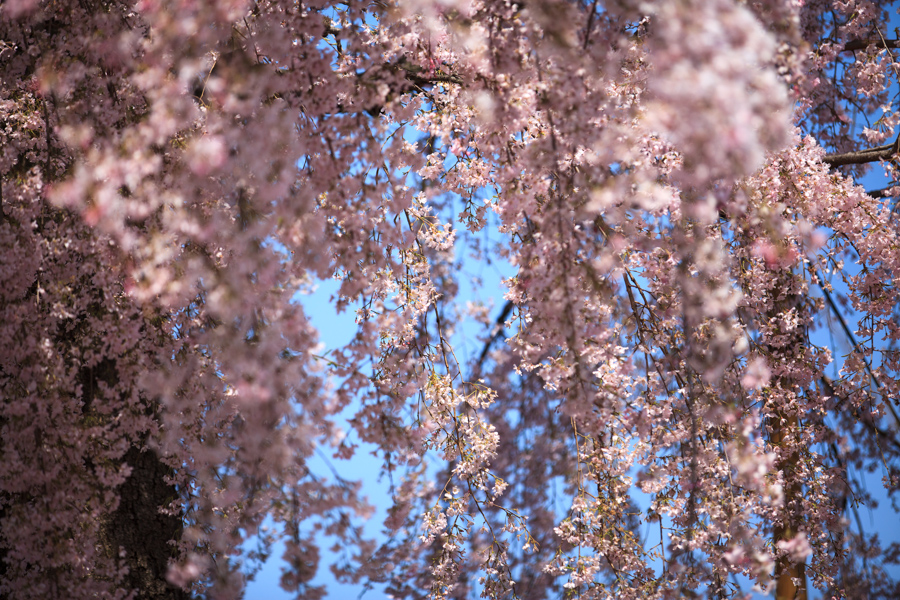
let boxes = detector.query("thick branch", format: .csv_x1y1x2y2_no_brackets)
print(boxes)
866,185,898,198
824,140,897,166
842,38,900,52
330,59,463,116
390,57,464,86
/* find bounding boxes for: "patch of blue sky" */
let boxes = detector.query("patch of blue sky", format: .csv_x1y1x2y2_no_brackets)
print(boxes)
245,114,517,598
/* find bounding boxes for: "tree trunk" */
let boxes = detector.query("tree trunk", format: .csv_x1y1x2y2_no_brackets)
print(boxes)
102,447,188,600
766,271,808,600
772,411,807,600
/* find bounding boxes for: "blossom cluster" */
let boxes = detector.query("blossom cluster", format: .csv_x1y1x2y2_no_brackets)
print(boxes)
2,0,900,599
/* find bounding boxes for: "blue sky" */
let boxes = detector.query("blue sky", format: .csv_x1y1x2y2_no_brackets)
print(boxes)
245,220,515,598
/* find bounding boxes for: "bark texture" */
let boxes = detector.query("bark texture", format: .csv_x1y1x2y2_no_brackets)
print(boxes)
103,447,187,600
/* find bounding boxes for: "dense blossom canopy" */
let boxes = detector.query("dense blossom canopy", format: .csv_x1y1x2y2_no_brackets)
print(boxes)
2,0,900,598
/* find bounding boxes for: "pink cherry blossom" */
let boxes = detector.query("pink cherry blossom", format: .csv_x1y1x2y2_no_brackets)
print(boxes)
3,1,900,599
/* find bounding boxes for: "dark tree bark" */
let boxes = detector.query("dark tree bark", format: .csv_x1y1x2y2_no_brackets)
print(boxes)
103,447,187,600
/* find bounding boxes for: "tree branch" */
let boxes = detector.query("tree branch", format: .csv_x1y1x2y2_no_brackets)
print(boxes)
866,185,896,198
822,376,900,454
476,300,513,369
823,136,899,167
842,38,900,52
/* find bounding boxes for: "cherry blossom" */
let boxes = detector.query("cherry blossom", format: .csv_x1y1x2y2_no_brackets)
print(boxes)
2,0,900,599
